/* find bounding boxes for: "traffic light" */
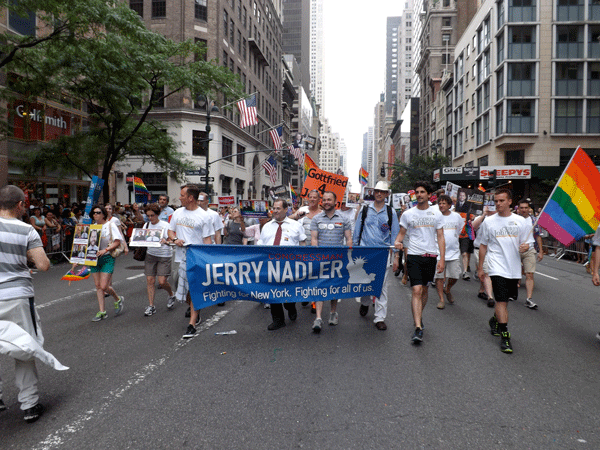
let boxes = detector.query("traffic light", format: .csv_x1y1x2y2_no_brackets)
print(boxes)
380,165,386,177
489,169,496,189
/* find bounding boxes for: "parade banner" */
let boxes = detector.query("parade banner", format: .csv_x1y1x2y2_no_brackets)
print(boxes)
82,176,104,224
240,199,269,218
300,167,348,209
186,245,390,310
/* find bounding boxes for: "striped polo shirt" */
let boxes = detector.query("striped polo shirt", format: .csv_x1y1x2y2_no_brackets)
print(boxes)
0,216,43,301
310,210,352,246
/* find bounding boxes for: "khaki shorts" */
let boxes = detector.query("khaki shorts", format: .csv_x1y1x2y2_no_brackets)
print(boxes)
434,259,461,280
473,247,489,273
144,254,173,277
520,246,537,273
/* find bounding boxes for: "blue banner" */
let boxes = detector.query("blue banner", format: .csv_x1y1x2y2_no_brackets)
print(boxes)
186,245,390,310
81,176,105,224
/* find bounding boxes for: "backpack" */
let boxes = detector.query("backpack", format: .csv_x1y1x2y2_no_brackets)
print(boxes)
357,204,394,245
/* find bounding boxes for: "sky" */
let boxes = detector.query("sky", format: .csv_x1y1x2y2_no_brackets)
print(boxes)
321,1,403,192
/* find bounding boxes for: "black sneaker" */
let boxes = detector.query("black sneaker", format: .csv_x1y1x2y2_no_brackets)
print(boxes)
359,305,369,317
182,325,197,339
489,316,500,336
23,403,44,423
411,327,423,344
0,399,6,412
500,331,513,353
194,315,201,326
185,307,191,318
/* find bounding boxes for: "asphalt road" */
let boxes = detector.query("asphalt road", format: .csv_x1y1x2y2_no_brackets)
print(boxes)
1,254,600,449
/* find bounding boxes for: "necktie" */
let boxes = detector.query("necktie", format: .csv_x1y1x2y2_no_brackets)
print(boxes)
273,222,283,245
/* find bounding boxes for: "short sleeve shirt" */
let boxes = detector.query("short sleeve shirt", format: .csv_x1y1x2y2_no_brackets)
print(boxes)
310,211,351,246
478,213,528,279
399,206,444,256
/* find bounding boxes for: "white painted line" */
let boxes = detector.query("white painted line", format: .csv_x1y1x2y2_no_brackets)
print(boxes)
535,271,559,280
36,290,97,310
126,274,145,280
32,308,231,450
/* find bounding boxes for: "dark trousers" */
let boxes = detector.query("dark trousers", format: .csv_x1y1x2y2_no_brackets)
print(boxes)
270,302,296,324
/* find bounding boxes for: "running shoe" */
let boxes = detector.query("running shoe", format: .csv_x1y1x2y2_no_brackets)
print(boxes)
328,312,339,326
114,296,124,315
500,331,513,353
92,311,107,322
489,315,500,336
359,304,369,316
312,318,323,333
182,325,197,339
411,327,423,344
144,306,156,316
23,403,45,423
462,271,470,281
525,298,538,310
0,399,7,411
487,298,496,308
263,303,270,309
477,292,489,300
166,296,176,309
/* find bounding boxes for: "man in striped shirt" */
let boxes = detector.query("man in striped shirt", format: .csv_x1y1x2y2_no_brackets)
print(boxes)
310,191,352,332
0,185,50,422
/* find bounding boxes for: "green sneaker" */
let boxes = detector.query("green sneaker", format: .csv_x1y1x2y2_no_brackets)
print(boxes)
92,311,107,322
114,296,124,315
489,315,500,336
500,331,513,353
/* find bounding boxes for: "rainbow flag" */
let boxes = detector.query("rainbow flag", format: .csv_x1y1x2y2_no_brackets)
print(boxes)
134,176,149,194
304,154,318,176
289,184,299,206
359,167,368,186
537,147,600,246
61,266,91,282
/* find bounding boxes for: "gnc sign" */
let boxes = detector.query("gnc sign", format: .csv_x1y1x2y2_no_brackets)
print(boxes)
480,165,531,180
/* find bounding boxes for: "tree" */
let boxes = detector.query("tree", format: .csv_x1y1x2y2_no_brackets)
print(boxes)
389,154,450,192
7,2,243,201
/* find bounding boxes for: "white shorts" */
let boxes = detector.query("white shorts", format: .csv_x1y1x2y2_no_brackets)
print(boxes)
473,247,489,273
434,259,461,280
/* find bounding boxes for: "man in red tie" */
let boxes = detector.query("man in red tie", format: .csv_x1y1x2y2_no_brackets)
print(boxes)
257,199,307,330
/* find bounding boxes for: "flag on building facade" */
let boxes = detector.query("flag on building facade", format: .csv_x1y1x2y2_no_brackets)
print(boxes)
134,177,149,194
236,95,258,128
537,146,600,246
262,156,277,184
304,153,318,176
269,126,283,149
289,143,304,166
359,167,368,186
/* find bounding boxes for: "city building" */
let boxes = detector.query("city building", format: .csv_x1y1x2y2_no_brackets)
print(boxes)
310,0,324,116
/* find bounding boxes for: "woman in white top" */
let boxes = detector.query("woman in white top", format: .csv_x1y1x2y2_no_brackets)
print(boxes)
90,205,125,322
142,204,175,316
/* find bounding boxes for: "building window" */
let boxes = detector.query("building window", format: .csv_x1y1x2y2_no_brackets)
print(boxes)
592,0,600,20
222,136,233,162
497,68,505,100
442,17,451,27
237,144,246,166
507,100,534,133
195,0,207,20
589,26,600,58
150,85,165,108
478,155,489,166
557,0,584,21
508,62,535,96
556,25,583,59
496,104,504,135
498,0,505,27
192,131,208,156
508,0,536,22
242,38,247,60
223,10,229,40
151,0,166,18
556,62,583,96
483,113,490,141
223,50,228,67
505,149,525,165
195,38,207,61
589,62,600,96
230,19,235,43
587,100,600,133
508,26,536,59
497,32,505,65
555,99,583,133
130,0,143,17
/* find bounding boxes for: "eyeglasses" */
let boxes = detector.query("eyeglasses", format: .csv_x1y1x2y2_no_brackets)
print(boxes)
92,211,102,215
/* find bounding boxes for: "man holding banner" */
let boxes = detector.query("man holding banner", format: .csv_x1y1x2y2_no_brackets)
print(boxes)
353,181,400,331
167,184,214,339
257,199,307,330
310,191,352,332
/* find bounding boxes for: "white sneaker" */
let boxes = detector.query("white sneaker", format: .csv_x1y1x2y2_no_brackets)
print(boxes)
167,296,176,309
328,312,339,326
462,271,470,281
525,298,538,310
144,305,156,316
312,318,323,333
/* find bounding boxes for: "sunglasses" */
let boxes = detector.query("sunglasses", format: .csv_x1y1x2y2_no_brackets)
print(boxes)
92,211,102,214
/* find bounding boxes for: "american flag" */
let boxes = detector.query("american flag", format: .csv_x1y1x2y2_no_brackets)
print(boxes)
269,126,283,150
236,95,258,128
262,156,277,184
288,143,304,166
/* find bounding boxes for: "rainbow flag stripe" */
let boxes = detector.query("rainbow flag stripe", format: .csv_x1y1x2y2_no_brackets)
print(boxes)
359,167,368,186
538,147,600,246
134,176,149,194
289,184,299,206
304,154,318,175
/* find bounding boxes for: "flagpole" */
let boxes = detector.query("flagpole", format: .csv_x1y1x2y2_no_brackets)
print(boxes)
222,92,258,109
256,122,284,135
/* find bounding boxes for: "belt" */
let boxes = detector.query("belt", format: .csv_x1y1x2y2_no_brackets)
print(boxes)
422,253,437,258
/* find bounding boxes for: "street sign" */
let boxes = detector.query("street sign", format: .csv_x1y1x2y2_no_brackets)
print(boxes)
185,168,208,176
200,176,215,182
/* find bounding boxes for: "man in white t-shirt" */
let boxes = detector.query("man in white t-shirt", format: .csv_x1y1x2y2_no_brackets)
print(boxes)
434,194,463,309
198,192,224,244
168,184,214,339
257,199,306,330
477,189,529,354
395,181,445,344
517,199,543,310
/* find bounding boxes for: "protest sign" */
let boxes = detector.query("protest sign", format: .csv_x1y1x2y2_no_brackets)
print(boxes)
240,199,269,218
186,245,390,310
70,224,103,265
129,227,165,247
218,196,235,206
300,167,348,208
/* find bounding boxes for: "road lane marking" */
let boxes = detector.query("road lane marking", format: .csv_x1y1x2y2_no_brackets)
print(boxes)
126,274,145,280
32,308,231,450
535,271,559,280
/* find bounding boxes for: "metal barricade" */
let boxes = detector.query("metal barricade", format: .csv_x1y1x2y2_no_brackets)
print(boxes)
43,227,74,262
